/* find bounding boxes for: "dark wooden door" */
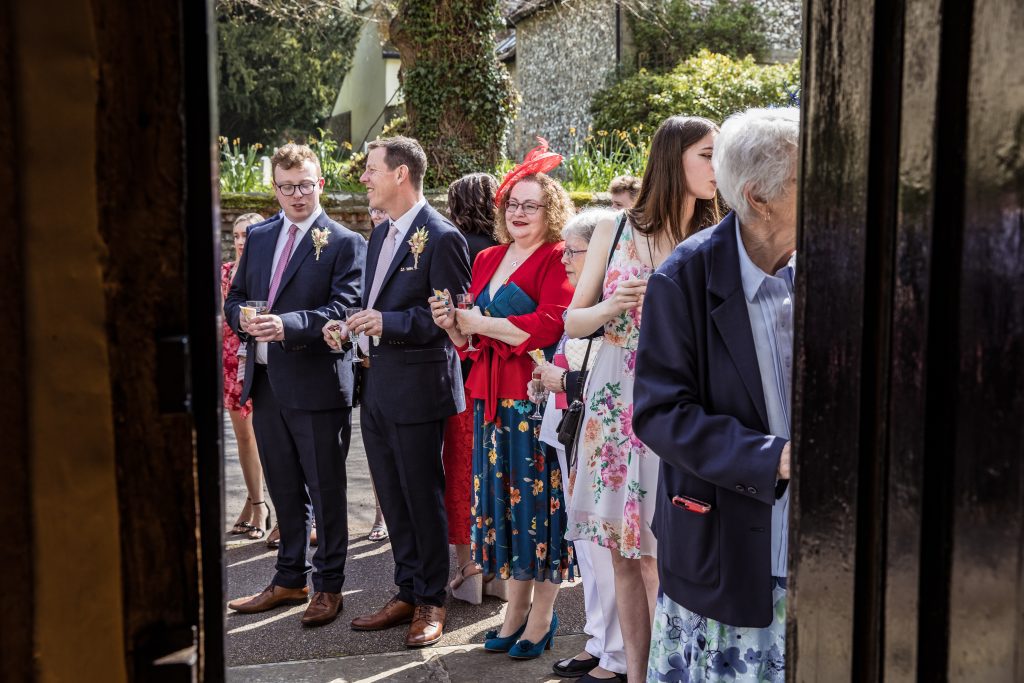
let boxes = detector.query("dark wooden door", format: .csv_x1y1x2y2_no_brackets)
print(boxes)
791,0,1024,680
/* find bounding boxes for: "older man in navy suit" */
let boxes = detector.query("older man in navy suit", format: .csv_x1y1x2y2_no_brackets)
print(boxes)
225,143,366,628
325,136,471,648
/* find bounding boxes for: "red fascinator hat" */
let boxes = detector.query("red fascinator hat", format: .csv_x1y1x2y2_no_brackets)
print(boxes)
494,137,563,207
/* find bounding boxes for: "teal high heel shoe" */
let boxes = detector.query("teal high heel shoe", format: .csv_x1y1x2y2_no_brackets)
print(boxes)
507,612,558,660
483,618,528,652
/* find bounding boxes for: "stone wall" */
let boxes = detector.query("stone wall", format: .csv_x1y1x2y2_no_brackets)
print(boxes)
512,0,628,158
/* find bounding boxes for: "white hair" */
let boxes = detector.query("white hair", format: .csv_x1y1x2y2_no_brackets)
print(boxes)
562,207,617,244
712,107,800,224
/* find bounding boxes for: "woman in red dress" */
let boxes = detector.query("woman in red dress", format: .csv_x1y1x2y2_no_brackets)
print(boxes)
223,212,268,539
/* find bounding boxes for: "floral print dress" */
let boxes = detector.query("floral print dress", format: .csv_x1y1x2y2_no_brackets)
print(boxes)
565,220,659,559
470,287,575,583
647,580,788,682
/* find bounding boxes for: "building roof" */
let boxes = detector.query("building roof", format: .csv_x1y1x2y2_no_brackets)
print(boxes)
506,0,562,26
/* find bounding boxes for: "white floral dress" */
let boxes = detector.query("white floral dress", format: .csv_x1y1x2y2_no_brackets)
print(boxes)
565,220,659,559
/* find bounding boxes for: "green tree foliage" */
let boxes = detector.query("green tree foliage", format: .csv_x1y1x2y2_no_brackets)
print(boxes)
386,0,517,187
590,50,800,132
629,0,770,69
217,0,361,144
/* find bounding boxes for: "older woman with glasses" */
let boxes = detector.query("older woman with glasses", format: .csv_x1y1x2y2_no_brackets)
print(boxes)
429,142,575,661
633,107,800,682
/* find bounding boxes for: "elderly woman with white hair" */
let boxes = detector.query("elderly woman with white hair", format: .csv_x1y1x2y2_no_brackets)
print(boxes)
633,107,800,682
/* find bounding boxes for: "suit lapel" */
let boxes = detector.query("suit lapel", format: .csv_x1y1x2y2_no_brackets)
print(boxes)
707,215,770,431
377,203,432,298
257,219,284,299
363,222,388,307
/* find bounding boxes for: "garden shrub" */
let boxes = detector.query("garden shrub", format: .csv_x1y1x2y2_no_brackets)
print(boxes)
630,0,771,69
590,50,800,132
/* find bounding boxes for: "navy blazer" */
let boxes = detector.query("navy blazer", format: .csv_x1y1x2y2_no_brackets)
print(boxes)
360,203,471,424
225,211,366,411
633,211,787,628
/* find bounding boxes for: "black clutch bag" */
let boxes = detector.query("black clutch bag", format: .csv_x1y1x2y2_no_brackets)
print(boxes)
556,338,595,469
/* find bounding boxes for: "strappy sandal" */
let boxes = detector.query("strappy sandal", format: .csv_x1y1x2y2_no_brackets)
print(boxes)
367,519,389,542
247,501,271,540
265,523,280,549
231,497,253,535
449,561,484,605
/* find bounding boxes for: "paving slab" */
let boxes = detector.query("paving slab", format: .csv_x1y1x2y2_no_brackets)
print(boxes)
224,412,587,679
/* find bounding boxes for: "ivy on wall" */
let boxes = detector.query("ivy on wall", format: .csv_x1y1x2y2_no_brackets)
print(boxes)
385,0,517,187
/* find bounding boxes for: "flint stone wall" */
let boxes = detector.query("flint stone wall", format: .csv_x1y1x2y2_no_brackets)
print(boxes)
511,0,628,159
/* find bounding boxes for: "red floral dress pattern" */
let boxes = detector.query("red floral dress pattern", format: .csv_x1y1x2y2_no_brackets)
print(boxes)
221,261,252,417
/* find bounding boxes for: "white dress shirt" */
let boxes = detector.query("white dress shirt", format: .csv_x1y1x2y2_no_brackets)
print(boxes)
256,206,323,364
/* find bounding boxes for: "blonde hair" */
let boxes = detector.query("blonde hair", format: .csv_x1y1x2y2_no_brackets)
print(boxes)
494,173,574,245
233,212,265,229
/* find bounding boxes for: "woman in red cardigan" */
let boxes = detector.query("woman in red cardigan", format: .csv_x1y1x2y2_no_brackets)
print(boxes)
430,157,576,660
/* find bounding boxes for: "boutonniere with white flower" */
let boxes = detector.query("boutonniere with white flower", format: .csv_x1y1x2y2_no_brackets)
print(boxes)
408,226,429,269
311,227,329,261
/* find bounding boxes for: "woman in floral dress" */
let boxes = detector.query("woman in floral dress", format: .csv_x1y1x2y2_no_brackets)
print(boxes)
429,142,576,661
565,116,722,682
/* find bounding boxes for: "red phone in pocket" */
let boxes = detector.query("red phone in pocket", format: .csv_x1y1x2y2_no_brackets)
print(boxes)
672,495,712,514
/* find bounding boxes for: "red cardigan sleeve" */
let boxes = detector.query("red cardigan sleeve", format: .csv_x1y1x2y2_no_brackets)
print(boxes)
504,246,573,356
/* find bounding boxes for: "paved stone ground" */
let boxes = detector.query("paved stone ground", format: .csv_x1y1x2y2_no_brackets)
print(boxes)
223,412,587,682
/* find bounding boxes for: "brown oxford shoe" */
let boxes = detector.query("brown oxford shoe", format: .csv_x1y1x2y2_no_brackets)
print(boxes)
301,591,343,627
350,595,415,631
227,584,309,614
405,604,446,648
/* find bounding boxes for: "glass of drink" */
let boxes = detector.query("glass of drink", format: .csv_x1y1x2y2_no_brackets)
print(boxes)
456,293,477,351
241,300,268,329
528,366,547,420
344,306,363,363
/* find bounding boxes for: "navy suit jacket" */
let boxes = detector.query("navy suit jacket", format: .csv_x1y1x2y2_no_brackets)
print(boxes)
360,203,471,424
225,211,366,411
633,211,787,628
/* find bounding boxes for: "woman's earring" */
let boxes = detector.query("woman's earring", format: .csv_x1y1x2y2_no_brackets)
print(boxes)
764,210,772,223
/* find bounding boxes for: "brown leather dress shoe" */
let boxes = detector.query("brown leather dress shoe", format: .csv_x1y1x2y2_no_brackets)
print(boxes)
405,604,446,648
350,595,415,631
301,591,342,627
227,584,309,614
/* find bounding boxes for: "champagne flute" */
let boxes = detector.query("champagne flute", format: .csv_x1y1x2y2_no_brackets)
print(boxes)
344,306,363,363
456,293,477,351
528,366,548,420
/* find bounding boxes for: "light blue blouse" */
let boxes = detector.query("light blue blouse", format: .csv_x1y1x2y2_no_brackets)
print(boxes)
735,222,795,578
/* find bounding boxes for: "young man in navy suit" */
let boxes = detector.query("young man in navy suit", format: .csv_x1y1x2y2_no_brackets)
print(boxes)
325,136,471,647
225,144,366,627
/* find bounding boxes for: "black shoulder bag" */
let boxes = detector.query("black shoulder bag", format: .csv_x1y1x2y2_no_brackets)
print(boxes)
556,214,628,470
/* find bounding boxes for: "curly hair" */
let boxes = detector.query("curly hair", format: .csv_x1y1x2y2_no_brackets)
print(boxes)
494,173,574,244
270,143,321,179
447,173,498,238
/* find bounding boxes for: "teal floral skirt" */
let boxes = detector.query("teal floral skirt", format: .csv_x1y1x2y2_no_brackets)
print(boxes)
647,579,787,682
470,398,575,583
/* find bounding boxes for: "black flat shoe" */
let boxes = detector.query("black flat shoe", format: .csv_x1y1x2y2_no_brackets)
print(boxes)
578,672,626,683
553,652,599,678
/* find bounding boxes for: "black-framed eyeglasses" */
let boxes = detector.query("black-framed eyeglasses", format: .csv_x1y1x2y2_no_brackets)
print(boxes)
563,247,588,259
275,181,318,196
505,200,546,215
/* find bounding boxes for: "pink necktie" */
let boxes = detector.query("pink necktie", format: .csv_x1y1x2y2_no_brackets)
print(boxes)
267,224,299,309
360,223,400,353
